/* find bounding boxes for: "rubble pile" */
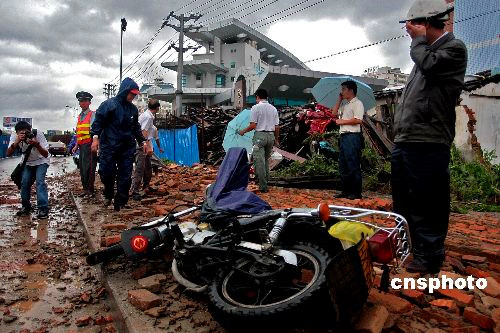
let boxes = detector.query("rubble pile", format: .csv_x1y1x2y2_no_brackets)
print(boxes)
162,106,307,165
70,161,500,333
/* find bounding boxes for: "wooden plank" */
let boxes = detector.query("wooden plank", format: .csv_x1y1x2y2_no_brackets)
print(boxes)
272,147,306,163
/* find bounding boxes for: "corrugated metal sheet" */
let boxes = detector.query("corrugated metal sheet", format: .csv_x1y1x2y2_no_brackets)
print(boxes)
152,125,200,166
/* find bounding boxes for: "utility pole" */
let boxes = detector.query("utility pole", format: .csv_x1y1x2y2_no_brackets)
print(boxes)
163,12,202,116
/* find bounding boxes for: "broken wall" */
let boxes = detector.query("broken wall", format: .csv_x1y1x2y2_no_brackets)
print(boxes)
455,82,500,164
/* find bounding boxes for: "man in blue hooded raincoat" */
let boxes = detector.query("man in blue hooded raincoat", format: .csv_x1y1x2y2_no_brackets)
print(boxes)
90,77,147,211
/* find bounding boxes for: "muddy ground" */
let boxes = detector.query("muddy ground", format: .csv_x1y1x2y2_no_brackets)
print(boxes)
0,157,118,333
1,157,499,332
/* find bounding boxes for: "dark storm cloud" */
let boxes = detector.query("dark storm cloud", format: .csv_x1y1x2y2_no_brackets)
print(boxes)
0,0,416,130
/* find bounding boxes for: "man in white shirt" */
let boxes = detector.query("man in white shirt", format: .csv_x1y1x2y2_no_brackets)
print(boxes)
331,80,365,199
6,121,50,218
131,99,159,200
239,88,279,193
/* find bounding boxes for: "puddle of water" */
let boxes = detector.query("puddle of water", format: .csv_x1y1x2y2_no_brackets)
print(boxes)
25,280,47,289
12,300,36,312
30,221,48,243
22,263,47,273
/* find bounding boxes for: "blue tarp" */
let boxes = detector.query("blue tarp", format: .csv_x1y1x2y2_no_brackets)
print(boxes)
152,125,200,167
0,134,17,158
200,147,271,222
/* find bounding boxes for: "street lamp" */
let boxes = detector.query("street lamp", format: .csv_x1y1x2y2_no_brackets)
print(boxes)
120,18,127,84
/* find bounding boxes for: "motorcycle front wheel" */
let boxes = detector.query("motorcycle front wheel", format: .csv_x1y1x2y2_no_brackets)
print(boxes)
208,242,332,330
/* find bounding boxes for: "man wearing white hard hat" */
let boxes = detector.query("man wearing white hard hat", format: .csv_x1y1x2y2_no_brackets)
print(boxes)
392,0,467,274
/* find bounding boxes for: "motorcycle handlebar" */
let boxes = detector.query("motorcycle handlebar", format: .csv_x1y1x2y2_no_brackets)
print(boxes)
139,206,201,228
86,244,125,266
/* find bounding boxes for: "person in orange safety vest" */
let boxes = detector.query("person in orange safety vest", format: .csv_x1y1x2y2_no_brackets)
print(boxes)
73,91,97,198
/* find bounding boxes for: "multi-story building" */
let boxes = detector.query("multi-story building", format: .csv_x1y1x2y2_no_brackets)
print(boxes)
149,18,387,111
135,79,173,116
454,0,500,75
362,66,409,88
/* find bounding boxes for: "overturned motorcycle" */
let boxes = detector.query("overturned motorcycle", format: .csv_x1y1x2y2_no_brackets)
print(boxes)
87,148,411,330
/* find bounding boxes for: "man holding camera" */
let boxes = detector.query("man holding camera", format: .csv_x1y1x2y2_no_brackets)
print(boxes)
7,121,50,218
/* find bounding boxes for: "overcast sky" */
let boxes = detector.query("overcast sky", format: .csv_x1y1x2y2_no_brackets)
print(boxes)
0,0,416,132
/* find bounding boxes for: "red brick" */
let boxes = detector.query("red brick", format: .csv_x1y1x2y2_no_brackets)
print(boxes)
52,306,64,314
80,291,91,303
447,251,463,258
75,315,92,327
492,308,500,328
94,316,108,325
152,205,166,216
101,223,127,231
128,289,162,311
101,235,121,247
438,288,474,307
419,307,463,328
446,257,467,274
430,299,459,314
481,296,500,308
469,225,486,231
483,277,500,298
401,289,424,304
462,255,487,264
353,304,389,333
131,265,152,280
489,262,500,273
104,325,116,333
463,307,495,330
465,266,490,278
368,289,412,314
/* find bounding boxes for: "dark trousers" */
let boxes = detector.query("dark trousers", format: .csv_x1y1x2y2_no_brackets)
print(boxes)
98,145,135,207
338,133,363,196
79,143,97,194
391,142,451,268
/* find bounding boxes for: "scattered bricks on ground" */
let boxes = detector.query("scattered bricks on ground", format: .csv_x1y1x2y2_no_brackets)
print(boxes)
63,162,500,332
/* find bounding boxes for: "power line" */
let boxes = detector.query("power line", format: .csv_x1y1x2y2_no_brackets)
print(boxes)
140,0,276,81
106,0,206,84
250,0,312,26
174,0,203,13
254,0,326,29
303,8,500,64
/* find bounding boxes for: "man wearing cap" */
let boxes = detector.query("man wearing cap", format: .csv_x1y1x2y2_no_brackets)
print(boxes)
393,0,467,274
91,77,147,211
73,91,97,197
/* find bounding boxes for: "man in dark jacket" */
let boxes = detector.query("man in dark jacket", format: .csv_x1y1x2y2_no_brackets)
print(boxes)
91,77,147,211
393,0,467,274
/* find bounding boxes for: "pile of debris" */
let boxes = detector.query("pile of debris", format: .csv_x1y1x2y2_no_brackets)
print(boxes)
157,106,307,165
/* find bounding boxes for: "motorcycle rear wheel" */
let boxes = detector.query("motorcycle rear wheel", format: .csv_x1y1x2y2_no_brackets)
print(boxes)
208,242,331,330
